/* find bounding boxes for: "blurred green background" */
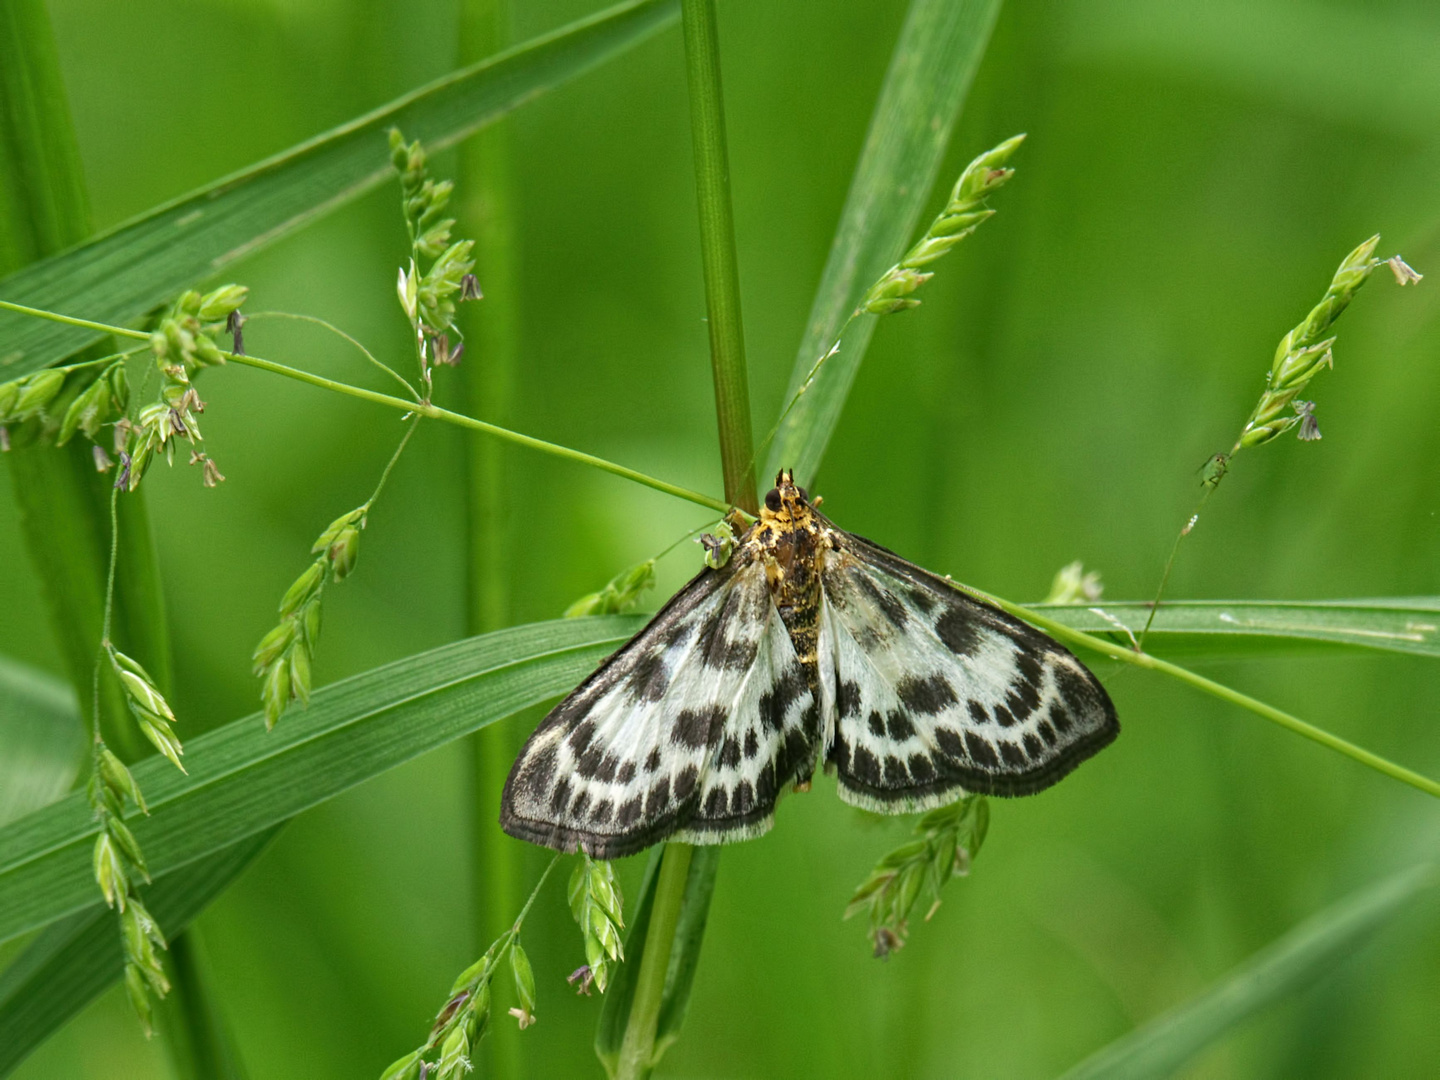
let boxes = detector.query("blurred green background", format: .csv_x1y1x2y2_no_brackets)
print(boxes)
3,0,1439,1076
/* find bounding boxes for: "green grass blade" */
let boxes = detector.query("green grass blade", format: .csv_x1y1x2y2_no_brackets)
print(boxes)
765,0,1003,484
1059,864,1438,1080
0,828,278,1078
0,615,643,947
0,0,678,377
0,655,84,829
1033,598,1440,658
594,845,720,1074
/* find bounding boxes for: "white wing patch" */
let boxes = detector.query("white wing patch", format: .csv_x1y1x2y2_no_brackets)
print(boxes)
819,536,1118,811
501,560,816,859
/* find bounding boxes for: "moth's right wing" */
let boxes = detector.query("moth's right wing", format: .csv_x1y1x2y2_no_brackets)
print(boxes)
500,559,817,859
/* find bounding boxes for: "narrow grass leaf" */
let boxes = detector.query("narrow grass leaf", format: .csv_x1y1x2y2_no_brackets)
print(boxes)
0,616,642,946
0,656,84,830
0,0,678,377
594,845,720,1074
766,0,1003,483
0,828,278,1078
1034,598,1440,659
1060,863,1437,1080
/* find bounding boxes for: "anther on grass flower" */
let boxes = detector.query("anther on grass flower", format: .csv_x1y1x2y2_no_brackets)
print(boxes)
1388,255,1423,285
93,444,113,471
508,1007,536,1030
227,308,247,354
1293,399,1321,442
460,272,482,301
567,965,596,996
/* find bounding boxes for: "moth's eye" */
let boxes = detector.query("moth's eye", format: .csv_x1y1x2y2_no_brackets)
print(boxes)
798,487,809,503
764,488,783,512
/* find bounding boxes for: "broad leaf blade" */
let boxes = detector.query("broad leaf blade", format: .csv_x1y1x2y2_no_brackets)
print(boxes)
0,655,84,829
1060,864,1437,1080
1033,598,1440,659
766,0,1003,484
0,0,678,376
0,615,642,946
0,828,279,1078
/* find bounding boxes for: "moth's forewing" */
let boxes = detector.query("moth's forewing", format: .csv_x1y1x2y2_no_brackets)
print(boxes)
500,545,816,858
818,525,1117,810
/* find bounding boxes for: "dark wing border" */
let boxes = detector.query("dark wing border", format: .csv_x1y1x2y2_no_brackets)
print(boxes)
820,517,1119,799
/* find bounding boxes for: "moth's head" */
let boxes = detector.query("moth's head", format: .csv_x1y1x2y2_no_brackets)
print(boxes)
761,468,812,523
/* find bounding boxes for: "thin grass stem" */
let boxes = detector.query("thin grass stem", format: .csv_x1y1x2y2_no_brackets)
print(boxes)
243,311,419,398
0,299,730,514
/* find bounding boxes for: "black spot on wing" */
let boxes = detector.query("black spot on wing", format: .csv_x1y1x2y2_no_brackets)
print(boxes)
934,607,982,656
759,666,806,733
965,733,999,768
732,781,754,815
998,741,1026,768
851,745,881,785
704,787,727,817
907,586,937,614
837,679,862,719
896,674,958,715
591,799,613,825
968,700,989,725
867,711,885,738
1022,733,1044,759
887,710,915,741
644,747,662,772
617,760,636,784
569,720,597,755
570,791,590,819
624,649,669,703
646,778,670,817
743,729,758,759
1037,719,1059,746
674,765,699,801
719,736,741,768
756,762,776,803
517,742,557,794
616,796,642,828
674,705,726,749
550,777,572,815
935,727,966,761
856,573,909,630
908,754,936,783
993,705,1016,728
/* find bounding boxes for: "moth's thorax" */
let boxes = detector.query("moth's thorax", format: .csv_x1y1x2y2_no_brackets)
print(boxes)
748,478,829,691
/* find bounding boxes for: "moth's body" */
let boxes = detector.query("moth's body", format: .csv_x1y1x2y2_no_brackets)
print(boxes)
501,471,1118,859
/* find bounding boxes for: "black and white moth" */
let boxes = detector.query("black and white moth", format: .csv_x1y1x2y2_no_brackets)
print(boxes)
500,471,1118,858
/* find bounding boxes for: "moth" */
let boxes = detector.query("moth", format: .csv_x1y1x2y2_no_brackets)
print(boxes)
501,471,1118,858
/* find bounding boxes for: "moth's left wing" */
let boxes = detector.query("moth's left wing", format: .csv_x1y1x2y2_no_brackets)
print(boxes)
819,529,1118,811
501,559,817,858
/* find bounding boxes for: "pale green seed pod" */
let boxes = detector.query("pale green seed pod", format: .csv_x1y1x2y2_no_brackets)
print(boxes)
303,600,323,649
106,816,149,878
263,658,290,729
279,560,325,618
197,284,249,321
15,369,65,416
379,1052,423,1080
98,747,147,813
252,620,298,674
510,942,536,1014
288,645,312,707
329,527,361,581
0,378,20,418
137,715,185,771
93,832,126,908
124,962,154,1034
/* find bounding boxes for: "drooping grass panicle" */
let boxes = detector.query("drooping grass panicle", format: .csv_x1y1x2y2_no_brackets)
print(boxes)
568,854,625,995
844,795,989,958
389,128,481,402
750,134,1024,483
1139,236,1422,646
113,284,248,492
252,417,419,729
380,854,564,1080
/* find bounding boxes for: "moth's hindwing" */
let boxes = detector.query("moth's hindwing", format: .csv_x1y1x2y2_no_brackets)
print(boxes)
500,557,817,859
819,530,1118,810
